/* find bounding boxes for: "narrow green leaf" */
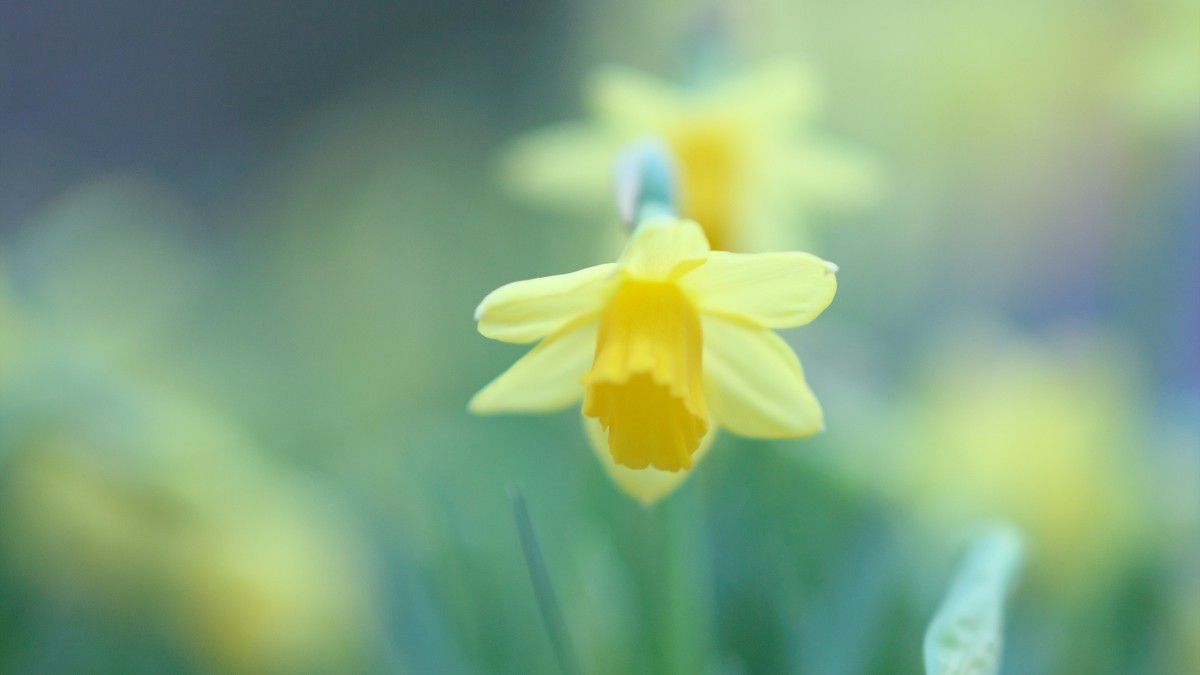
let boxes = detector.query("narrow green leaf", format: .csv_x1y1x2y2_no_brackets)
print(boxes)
510,485,580,675
924,522,1026,675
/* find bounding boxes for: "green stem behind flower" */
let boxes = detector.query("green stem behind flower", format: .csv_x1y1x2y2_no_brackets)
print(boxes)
642,484,713,675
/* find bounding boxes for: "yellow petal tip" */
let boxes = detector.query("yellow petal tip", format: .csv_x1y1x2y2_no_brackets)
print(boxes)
466,393,489,415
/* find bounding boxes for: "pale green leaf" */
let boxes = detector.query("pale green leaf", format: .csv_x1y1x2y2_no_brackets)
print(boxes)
924,523,1026,675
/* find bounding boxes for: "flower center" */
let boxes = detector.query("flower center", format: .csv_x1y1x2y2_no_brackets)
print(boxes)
670,124,740,251
582,280,707,472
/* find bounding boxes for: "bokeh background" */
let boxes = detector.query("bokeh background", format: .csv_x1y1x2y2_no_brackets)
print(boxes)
2,1,1198,673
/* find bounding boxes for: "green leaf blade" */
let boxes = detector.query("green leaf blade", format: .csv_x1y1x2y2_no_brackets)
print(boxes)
924,522,1027,675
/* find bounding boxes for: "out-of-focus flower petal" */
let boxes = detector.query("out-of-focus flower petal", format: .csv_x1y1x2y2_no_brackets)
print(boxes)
498,122,616,209
719,59,822,125
770,139,881,208
587,66,679,129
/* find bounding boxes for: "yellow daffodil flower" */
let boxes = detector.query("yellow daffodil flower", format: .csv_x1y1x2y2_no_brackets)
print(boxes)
470,216,837,503
502,60,875,251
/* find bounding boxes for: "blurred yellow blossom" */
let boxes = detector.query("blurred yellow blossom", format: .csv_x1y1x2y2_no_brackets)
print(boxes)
471,215,836,502
0,178,381,674
501,60,876,251
894,324,1150,596
0,383,376,674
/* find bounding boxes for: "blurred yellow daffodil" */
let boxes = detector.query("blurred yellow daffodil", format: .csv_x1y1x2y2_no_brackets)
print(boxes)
0,392,376,675
895,325,1150,597
1,221,376,673
470,215,836,503
502,61,876,251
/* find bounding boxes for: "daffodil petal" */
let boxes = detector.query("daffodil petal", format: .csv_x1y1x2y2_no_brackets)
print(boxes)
618,217,710,281
587,66,679,130
702,316,824,438
498,122,615,209
719,59,822,125
469,320,598,413
583,414,716,505
773,139,880,207
475,264,616,343
680,251,837,328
